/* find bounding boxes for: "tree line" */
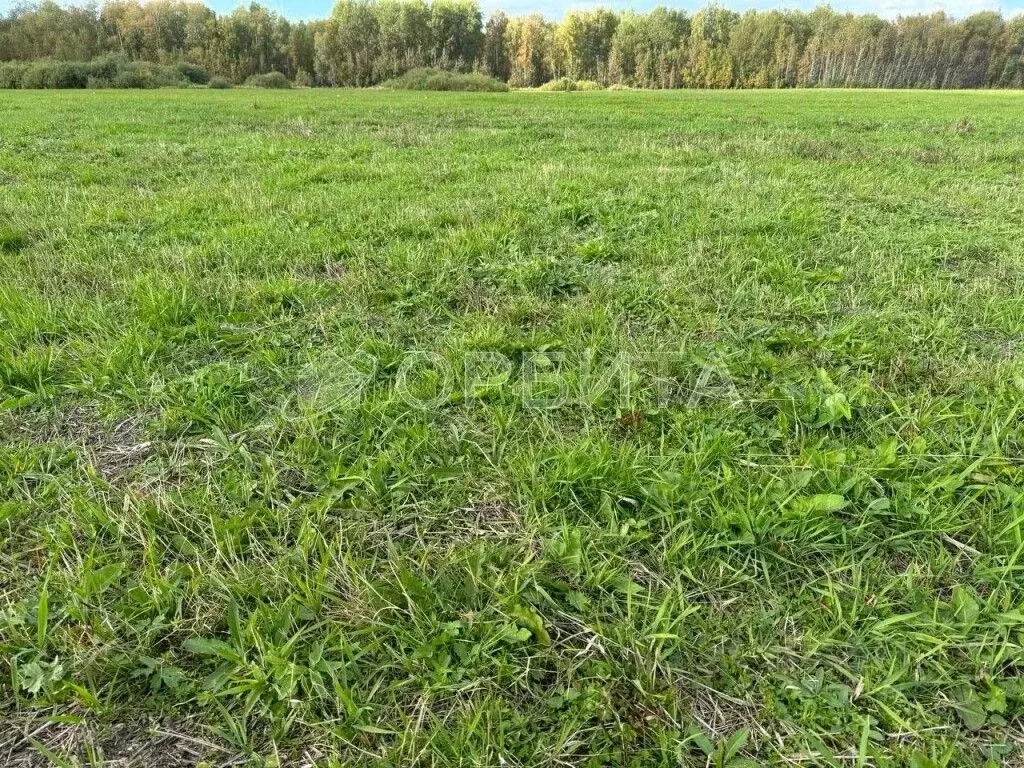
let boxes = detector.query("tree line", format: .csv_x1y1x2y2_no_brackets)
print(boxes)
3,0,1024,88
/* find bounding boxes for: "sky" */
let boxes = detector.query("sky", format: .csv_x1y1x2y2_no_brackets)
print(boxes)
2,0,1022,25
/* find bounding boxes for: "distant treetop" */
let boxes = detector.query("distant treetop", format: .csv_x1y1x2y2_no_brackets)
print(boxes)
2,1,1023,89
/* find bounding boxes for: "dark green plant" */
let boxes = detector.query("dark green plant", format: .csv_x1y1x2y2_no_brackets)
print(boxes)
244,71,292,89
175,61,210,85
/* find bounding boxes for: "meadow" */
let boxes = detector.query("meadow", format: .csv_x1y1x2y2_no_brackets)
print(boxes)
1,89,1023,766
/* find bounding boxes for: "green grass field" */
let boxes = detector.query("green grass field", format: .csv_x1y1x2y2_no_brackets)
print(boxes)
2,89,1024,766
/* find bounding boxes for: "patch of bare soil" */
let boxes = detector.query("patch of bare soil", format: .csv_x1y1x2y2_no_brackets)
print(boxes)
454,500,524,539
3,404,154,484
0,712,240,767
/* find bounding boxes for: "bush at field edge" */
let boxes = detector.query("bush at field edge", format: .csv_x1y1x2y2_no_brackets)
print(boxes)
538,77,604,91
382,67,508,92
244,71,292,88
0,55,201,89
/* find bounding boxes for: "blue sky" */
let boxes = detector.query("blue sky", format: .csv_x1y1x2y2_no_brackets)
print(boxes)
3,0,1021,24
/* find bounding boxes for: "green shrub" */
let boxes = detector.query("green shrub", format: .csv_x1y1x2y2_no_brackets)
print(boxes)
110,68,144,89
86,54,125,81
538,78,603,92
0,56,193,89
382,67,508,92
176,61,210,85
538,77,573,91
245,71,292,88
19,63,47,89
294,68,313,88
0,62,28,89
110,61,188,89
54,61,89,88
208,76,233,89
21,61,89,89
146,61,191,88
